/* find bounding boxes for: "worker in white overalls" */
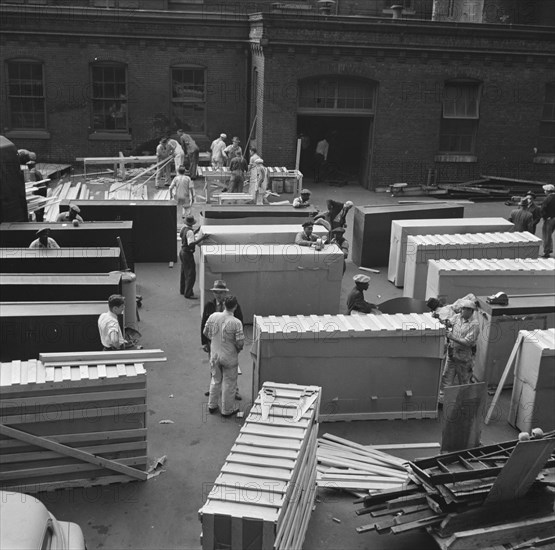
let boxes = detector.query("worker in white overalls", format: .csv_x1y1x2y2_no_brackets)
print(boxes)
250,157,268,205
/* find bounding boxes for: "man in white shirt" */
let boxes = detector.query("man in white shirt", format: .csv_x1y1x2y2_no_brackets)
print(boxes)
167,137,185,172
156,138,174,188
98,294,131,350
210,133,227,169
29,227,60,249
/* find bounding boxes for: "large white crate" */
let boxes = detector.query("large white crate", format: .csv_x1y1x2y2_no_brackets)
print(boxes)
252,313,445,421
200,244,344,323
199,224,327,246
403,232,542,300
426,257,555,303
388,217,514,287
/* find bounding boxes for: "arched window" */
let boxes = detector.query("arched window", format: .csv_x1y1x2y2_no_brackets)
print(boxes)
298,77,376,114
171,65,206,133
439,79,482,153
6,59,46,129
90,61,128,132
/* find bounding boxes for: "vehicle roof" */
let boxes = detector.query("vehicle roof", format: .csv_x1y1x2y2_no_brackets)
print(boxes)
0,491,50,550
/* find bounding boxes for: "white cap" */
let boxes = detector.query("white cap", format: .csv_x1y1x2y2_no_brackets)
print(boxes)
543,184,555,192
220,133,227,139
353,274,371,284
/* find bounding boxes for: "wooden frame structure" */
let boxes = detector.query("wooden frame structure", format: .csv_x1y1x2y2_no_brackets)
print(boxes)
0,349,166,493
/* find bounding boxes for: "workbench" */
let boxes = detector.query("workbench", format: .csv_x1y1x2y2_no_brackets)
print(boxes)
0,248,121,273
59,200,176,262
474,295,555,387
0,273,122,302
426,258,555,303
0,301,106,360
200,243,344,322
352,203,465,268
252,313,445,421
201,205,318,226
388,217,514,287
0,221,134,270
199,224,328,246
403,232,542,300
76,154,156,181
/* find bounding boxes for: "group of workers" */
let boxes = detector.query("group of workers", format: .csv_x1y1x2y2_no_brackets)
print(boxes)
507,184,555,258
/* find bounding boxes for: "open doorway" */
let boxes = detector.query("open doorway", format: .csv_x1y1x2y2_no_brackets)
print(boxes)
297,115,373,187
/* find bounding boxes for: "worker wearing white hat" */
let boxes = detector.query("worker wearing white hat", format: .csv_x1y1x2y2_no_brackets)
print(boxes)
438,298,480,404
540,183,555,258
347,274,379,315
210,133,227,169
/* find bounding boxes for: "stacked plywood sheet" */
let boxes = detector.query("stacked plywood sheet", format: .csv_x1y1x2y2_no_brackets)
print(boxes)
199,224,327,246
198,382,320,550
403,232,542,299
200,244,344,322
509,329,555,432
388,217,514,287
0,349,166,493
425,257,555,303
252,313,445,421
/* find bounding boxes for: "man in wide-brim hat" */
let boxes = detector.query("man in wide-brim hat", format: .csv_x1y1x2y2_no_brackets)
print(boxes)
201,279,244,400
29,227,60,249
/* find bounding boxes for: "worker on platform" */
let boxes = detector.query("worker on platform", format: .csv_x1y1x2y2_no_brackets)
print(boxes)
56,204,84,224
508,198,535,233
98,294,137,351
155,137,174,188
29,227,60,249
347,274,379,315
295,220,319,247
250,158,268,204
203,295,245,417
292,189,312,208
223,137,242,167
438,299,480,404
179,215,209,299
177,130,200,180
525,191,541,234
210,133,227,170
167,136,185,173
540,183,555,258
169,166,195,219
228,150,248,193
201,280,244,401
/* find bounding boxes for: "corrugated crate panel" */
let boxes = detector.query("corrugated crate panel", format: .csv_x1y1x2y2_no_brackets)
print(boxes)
520,328,555,351
199,383,320,550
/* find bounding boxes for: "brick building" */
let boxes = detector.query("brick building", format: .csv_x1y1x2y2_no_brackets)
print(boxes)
1,0,554,188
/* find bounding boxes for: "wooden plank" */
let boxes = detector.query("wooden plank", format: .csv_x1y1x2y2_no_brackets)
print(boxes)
0,424,147,480
39,349,167,365
485,439,555,503
441,383,487,453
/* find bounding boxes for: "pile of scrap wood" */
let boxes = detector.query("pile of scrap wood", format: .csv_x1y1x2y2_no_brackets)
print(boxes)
43,179,91,221
439,175,547,200
26,179,51,214
316,434,411,494
355,432,555,549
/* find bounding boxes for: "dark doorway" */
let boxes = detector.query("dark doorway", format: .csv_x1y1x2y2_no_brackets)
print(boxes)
297,115,372,187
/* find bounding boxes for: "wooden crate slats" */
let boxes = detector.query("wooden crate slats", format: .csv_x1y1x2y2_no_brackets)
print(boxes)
200,383,320,550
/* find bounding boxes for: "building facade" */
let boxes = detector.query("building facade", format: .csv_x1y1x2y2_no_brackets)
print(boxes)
1,0,554,188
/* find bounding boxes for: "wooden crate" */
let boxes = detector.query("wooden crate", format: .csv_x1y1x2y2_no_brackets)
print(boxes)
199,382,320,550
475,295,555,387
388,217,514,287
403,232,542,300
352,204,464,268
0,349,166,493
0,221,135,270
0,273,123,302
200,244,344,322
0,247,121,273
426,258,555,304
199,224,327,246
509,329,555,432
201,205,319,226
252,313,445,421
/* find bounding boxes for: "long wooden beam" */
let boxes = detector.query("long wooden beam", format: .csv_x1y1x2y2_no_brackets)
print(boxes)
39,349,166,365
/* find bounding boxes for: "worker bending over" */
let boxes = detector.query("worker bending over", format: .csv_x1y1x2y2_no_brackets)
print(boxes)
347,274,379,315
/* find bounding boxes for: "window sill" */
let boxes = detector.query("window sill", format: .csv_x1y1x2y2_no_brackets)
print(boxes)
434,154,477,163
89,132,132,141
533,155,555,164
5,130,51,140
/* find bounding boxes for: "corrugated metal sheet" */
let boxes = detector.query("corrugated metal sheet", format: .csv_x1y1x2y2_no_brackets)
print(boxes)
255,313,442,338
429,258,555,272
409,231,542,247
0,359,146,387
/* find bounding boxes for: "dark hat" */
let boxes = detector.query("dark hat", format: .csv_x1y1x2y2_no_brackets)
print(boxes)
519,198,530,207
426,297,441,311
302,220,314,228
36,227,50,236
70,204,81,213
185,215,197,226
526,190,536,198
210,280,230,292
331,227,345,235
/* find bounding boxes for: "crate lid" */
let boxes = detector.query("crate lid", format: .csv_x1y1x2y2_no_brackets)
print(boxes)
407,231,542,247
428,257,554,272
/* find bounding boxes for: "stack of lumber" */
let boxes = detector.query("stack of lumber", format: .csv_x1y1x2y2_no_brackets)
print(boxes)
25,179,51,213
198,382,321,550
0,349,166,493
316,434,410,493
43,179,92,221
106,181,148,201
355,433,555,549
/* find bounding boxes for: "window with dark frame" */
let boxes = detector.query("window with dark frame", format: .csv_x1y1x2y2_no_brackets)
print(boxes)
439,81,481,154
538,82,555,154
7,60,46,130
91,62,128,132
171,66,206,133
